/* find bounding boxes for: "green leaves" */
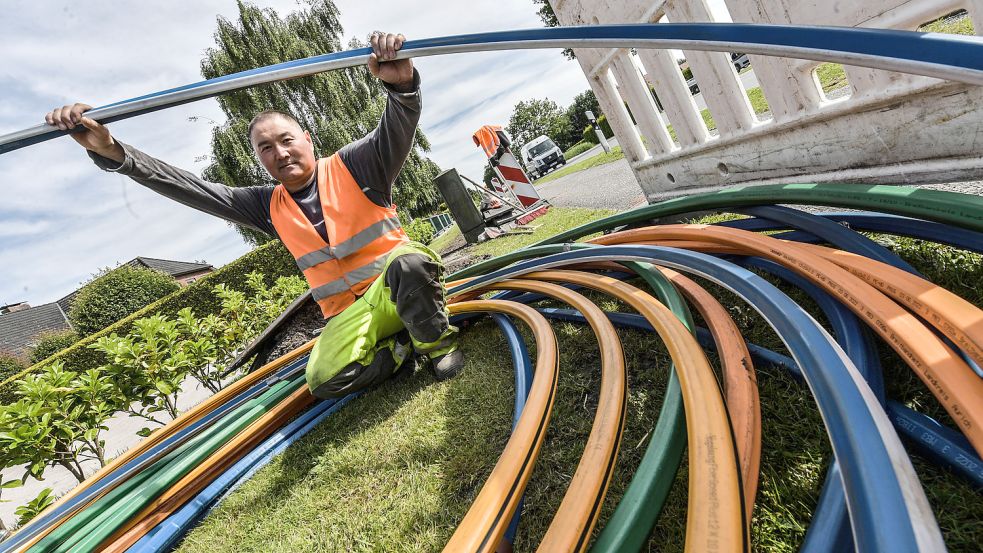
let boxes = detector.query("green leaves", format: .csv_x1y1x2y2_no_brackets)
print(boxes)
0,362,115,485
506,98,573,154
404,218,436,245
0,268,305,525
15,488,55,526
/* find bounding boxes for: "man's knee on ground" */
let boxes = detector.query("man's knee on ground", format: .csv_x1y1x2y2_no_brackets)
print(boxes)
310,347,399,399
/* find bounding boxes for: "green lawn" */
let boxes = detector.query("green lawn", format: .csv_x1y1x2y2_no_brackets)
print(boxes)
427,224,463,255
426,207,617,260
533,147,625,185
177,207,982,552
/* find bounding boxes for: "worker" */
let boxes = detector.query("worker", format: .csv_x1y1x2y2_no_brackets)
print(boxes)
44,31,463,399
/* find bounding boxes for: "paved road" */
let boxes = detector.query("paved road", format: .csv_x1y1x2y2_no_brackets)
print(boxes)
534,157,645,211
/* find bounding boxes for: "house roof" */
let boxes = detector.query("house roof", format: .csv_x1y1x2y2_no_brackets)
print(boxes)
0,303,71,359
126,257,214,278
56,257,214,314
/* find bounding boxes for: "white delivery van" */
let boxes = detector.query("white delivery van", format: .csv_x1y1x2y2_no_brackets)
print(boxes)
520,135,565,180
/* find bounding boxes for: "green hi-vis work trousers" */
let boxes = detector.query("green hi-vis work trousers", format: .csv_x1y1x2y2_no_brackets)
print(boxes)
307,242,459,399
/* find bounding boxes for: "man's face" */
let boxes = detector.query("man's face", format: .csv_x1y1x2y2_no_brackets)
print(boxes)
250,115,316,191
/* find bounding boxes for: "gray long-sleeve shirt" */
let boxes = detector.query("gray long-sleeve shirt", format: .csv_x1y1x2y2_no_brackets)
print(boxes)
89,70,423,242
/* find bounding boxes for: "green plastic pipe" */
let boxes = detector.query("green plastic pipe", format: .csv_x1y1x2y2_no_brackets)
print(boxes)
590,260,694,553
531,183,983,247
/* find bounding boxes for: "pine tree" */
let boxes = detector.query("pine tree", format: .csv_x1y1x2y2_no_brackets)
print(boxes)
201,0,442,245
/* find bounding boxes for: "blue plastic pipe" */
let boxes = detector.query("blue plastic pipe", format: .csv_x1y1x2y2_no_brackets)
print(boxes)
4,24,983,154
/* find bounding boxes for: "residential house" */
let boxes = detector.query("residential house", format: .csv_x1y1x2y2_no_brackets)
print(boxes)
1,257,214,360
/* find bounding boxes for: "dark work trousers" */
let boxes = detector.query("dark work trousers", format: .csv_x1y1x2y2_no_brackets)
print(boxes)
311,253,450,399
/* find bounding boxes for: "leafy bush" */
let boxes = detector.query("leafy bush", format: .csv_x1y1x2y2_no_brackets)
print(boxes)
563,141,593,159
178,273,307,391
29,330,79,365
582,125,599,145
0,362,115,483
0,241,300,403
89,272,306,435
0,353,26,383
563,89,601,149
91,316,191,429
15,488,55,526
69,266,180,336
596,114,614,138
405,218,436,245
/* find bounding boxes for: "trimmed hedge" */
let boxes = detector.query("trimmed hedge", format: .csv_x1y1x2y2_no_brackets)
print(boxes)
0,353,27,384
69,266,180,336
596,114,614,138
563,141,593,159
0,241,300,404
582,125,600,145
28,330,79,365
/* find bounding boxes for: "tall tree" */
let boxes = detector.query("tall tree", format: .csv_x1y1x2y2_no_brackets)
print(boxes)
506,98,573,152
564,89,601,146
201,0,442,245
532,0,575,60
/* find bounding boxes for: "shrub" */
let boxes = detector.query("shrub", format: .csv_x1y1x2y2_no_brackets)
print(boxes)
29,330,79,365
0,241,300,404
564,141,593,159
0,353,26,383
405,218,436,245
582,125,600,145
15,488,55,526
0,362,115,483
91,315,191,429
596,114,614,138
88,271,307,434
178,273,307,392
69,266,181,336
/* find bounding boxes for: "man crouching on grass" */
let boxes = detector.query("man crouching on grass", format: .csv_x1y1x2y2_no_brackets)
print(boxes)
46,31,463,398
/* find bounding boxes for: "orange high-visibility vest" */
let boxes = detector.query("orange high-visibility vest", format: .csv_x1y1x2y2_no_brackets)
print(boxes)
472,124,504,158
270,154,409,318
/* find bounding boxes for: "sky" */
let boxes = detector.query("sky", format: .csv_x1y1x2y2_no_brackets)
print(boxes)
0,0,597,307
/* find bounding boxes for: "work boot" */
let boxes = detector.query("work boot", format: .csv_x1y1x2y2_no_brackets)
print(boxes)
431,348,465,381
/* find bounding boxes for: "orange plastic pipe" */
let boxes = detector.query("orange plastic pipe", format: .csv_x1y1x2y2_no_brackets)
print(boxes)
520,270,746,552
592,225,983,456
660,267,760,522
558,258,760,514
794,241,983,366
450,279,627,553
437,300,558,553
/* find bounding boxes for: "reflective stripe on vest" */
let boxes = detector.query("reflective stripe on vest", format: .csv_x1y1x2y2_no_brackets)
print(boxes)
270,154,409,318
295,215,402,271
309,254,389,301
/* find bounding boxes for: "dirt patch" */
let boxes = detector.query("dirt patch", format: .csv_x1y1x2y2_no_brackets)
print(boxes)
260,299,325,364
444,252,489,276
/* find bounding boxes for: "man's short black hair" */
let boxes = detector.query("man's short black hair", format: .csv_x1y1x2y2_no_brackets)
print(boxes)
247,110,303,144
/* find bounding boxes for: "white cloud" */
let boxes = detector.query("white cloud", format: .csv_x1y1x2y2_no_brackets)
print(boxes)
0,0,596,307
